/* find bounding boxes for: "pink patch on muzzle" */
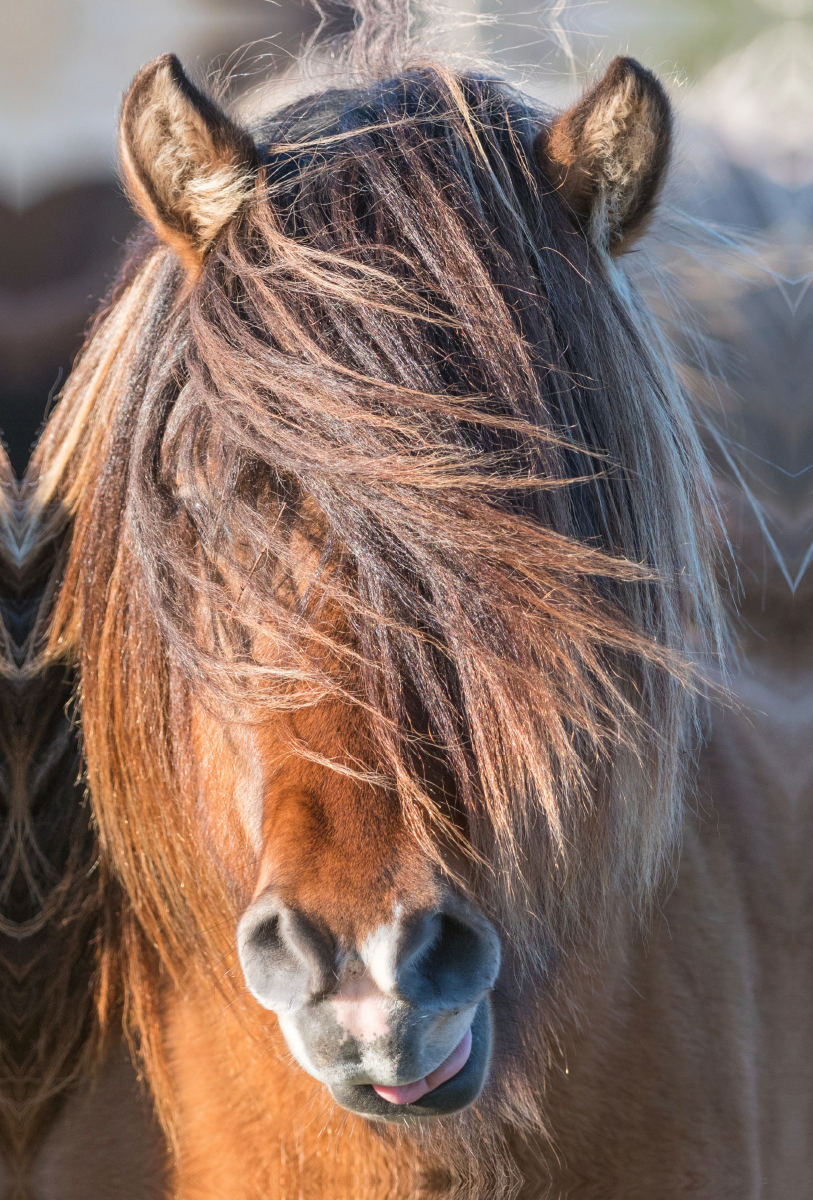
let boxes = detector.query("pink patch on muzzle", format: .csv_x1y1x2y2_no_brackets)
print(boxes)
371,1026,473,1105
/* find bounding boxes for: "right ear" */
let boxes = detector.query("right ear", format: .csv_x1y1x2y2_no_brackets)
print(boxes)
118,54,258,278
536,56,672,253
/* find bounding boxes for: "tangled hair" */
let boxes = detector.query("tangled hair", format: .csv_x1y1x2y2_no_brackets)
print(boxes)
24,59,722,1126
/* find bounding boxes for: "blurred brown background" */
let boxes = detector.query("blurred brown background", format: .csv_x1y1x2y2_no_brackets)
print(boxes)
0,0,808,476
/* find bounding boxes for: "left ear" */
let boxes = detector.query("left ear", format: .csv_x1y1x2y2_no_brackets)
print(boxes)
118,53,259,277
536,56,672,253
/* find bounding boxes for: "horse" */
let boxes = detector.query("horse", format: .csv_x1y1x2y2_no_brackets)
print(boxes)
22,37,791,1197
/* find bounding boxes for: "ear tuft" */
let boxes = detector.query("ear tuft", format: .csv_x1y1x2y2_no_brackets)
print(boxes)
119,54,258,277
538,57,672,252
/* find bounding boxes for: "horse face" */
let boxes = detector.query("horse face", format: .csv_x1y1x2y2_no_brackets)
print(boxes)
114,49,685,1123
227,706,501,1121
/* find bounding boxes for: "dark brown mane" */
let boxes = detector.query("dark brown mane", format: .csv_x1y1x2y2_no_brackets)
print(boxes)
24,62,723,1139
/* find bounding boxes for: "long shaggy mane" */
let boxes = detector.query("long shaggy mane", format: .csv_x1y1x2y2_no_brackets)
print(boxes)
23,58,723,1145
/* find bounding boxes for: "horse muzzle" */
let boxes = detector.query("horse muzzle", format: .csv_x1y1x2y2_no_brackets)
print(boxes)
237,893,501,1121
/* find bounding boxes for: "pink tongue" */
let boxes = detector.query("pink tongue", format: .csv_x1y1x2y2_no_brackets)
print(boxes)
372,1027,473,1106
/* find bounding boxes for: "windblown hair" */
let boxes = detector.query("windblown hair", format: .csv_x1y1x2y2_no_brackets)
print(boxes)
24,62,722,1127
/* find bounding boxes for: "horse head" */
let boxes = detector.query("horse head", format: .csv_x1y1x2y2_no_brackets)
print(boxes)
27,50,720,1136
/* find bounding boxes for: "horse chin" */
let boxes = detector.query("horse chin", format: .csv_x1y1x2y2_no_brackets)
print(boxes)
327,997,493,1122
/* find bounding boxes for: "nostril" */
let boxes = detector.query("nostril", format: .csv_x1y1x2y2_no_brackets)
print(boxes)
237,895,335,1012
397,904,501,1009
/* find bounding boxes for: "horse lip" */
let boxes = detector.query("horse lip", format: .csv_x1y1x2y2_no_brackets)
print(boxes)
326,996,493,1121
370,1025,473,1105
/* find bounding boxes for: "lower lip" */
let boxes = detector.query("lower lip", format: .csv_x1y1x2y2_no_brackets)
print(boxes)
371,1026,473,1106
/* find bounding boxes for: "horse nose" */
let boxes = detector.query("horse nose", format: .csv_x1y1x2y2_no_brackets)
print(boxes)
237,895,336,1011
238,893,501,1118
390,901,501,1010
237,892,500,1015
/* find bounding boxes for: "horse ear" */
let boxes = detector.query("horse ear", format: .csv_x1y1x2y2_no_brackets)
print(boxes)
537,56,672,252
118,54,258,276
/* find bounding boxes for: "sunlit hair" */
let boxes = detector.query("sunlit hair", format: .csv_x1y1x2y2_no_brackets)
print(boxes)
24,63,723,1136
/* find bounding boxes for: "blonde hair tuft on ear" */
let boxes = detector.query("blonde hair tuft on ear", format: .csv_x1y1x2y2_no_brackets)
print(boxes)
118,54,258,277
